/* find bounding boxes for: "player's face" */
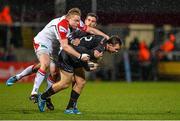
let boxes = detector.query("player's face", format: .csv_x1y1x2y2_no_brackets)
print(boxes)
107,43,121,53
69,15,80,29
85,16,97,27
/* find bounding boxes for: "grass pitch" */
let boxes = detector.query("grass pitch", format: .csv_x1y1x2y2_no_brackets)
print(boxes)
0,81,180,120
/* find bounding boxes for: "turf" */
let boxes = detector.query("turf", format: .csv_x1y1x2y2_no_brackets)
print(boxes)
0,81,180,120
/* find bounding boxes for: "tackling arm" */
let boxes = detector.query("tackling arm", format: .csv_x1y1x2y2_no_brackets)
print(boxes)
60,38,89,61
86,26,109,40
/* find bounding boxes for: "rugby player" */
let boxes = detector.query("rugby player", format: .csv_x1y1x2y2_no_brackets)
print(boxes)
37,35,122,113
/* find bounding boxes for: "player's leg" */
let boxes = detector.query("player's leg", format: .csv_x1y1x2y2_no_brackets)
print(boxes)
30,40,52,101
49,61,60,83
6,63,40,86
44,62,60,110
65,67,86,114
45,76,55,110
31,53,50,95
17,63,40,80
37,70,73,112
71,75,76,88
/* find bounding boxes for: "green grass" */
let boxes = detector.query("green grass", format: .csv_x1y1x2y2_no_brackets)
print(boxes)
0,81,180,120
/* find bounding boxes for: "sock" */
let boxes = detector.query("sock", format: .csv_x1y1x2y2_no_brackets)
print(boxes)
66,90,80,109
16,65,35,80
31,69,46,95
46,75,54,91
41,86,55,100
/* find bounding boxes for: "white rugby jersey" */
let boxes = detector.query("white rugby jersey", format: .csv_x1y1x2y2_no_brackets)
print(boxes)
34,15,87,44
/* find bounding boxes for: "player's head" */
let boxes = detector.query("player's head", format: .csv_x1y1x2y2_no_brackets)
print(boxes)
66,8,81,29
85,13,98,27
105,35,123,53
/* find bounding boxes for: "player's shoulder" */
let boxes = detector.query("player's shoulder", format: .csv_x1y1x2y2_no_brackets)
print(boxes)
90,35,105,42
57,16,69,29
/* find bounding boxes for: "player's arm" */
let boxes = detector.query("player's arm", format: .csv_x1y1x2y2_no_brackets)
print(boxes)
85,26,109,40
61,38,90,61
79,20,109,39
57,22,89,61
60,38,80,58
75,45,103,60
74,46,99,71
90,43,105,59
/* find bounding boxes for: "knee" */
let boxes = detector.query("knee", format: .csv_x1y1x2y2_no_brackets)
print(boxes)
81,80,86,87
76,80,86,88
40,62,49,70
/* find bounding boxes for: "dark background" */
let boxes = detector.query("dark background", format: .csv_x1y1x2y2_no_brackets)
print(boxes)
1,0,180,25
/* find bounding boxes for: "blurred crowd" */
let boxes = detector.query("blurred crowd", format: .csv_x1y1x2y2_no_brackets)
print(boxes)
128,33,176,81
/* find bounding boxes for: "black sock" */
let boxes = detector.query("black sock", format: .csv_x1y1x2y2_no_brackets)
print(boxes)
41,86,55,100
66,90,80,109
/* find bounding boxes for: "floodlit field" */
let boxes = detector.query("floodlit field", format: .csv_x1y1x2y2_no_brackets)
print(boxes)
0,81,180,120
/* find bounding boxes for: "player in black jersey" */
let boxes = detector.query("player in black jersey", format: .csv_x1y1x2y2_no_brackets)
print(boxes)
37,35,123,114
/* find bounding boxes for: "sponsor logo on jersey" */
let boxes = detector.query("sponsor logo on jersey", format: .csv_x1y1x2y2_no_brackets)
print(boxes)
59,26,67,33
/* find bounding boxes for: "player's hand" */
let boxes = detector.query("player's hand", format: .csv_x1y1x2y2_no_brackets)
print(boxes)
72,38,80,46
105,35,110,40
79,53,90,62
88,61,99,71
94,50,103,58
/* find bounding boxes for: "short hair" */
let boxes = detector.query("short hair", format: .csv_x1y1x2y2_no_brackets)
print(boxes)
86,12,98,21
106,35,123,46
67,8,81,17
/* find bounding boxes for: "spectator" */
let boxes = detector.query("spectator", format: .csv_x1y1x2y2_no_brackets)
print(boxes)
138,41,151,81
0,5,13,25
160,33,175,52
129,37,140,79
129,37,139,51
159,33,176,61
0,5,13,48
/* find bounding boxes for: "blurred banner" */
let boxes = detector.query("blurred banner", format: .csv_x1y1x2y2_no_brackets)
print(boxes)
158,62,180,75
0,61,35,82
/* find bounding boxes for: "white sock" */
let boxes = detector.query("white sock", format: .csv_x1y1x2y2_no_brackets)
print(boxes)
31,69,46,95
16,65,34,80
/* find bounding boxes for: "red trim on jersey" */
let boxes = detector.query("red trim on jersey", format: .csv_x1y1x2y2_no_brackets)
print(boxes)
57,19,69,40
33,40,39,50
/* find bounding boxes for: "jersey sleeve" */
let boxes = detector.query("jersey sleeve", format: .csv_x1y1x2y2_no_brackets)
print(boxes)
78,20,87,31
93,37,106,53
56,19,69,40
73,45,94,58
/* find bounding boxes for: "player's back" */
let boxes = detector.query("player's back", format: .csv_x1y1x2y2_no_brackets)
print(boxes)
70,35,106,60
79,35,105,50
